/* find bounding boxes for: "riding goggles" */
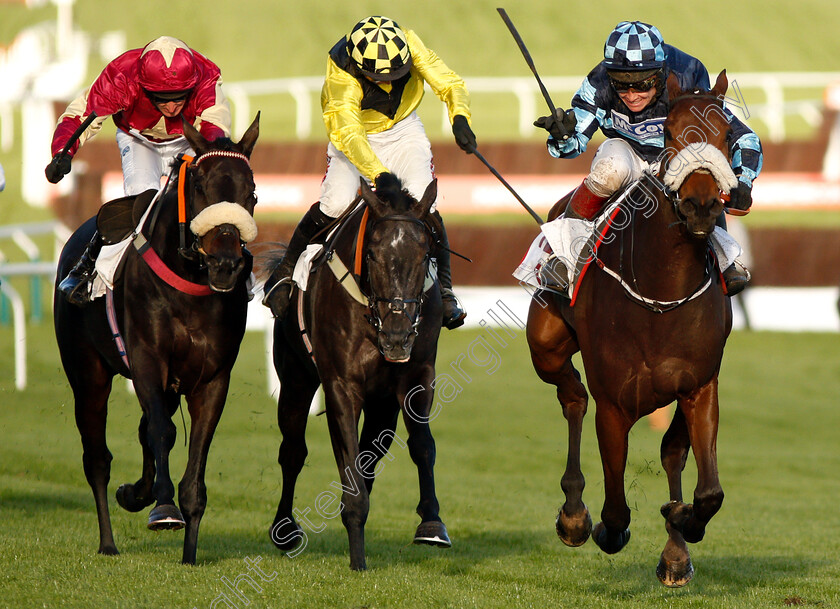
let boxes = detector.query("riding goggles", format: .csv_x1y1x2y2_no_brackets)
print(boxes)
609,73,660,93
145,89,191,105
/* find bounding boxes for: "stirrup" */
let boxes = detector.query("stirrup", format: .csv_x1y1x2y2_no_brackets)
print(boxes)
723,260,750,297
59,272,94,306
261,276,292,305
440,288,466,330
262,277,294,319
539,255,570,290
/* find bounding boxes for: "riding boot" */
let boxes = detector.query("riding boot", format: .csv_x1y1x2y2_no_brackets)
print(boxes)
715,213,750,296
262,202,333,319
540,180,609,289
566,179,609,221
58,230,103,305
430,211,466,330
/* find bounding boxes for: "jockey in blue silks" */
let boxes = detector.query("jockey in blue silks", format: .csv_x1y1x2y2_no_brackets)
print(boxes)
534,21,763,295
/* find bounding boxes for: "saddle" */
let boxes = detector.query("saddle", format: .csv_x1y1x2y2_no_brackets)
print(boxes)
295,202,438,301
96,189,158,245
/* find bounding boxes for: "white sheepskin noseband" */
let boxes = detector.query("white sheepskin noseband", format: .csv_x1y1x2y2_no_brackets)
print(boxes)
190,202,258,243
663,143,738,194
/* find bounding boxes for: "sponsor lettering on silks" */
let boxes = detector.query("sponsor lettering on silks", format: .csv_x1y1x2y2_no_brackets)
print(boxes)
608,110,665,146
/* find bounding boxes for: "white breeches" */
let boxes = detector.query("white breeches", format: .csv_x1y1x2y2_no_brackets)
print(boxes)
116,129,194,196
318,112,436,218
583,138,648,198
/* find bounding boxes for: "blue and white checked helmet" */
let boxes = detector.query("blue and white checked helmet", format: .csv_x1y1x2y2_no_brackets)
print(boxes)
603,21,665,71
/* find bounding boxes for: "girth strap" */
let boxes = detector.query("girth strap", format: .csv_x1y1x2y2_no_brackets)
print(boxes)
105,287,130,370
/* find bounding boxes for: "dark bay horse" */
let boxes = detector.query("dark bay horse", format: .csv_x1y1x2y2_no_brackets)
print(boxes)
265,173,449,570
54,115,260,564
527,72,736,586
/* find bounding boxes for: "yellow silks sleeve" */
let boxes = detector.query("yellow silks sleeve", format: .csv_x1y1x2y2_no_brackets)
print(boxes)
320,29,471,182
321,58,389,182
403,30,471,125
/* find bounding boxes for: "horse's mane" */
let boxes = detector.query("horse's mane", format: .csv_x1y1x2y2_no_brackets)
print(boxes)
373,173,412,213
670,89,724,108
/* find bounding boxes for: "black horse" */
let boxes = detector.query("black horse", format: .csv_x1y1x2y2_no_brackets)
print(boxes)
264,174,450,570
54,115,260,564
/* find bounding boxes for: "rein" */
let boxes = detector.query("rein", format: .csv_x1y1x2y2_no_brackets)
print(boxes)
592,177,716,313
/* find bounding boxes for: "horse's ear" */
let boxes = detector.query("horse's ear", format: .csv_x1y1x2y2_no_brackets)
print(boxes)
182,118,210,156
359,177,386,216
237,112,260,158
666,72,682,101
413,178,437,218
711,70,728,99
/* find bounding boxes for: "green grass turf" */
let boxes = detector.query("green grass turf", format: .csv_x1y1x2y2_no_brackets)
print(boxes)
1,320,838,608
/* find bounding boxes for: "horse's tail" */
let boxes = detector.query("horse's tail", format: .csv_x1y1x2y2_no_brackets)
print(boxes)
249,241,287,291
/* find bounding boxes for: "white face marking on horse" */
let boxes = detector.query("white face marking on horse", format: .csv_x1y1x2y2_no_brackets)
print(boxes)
389,226,407,249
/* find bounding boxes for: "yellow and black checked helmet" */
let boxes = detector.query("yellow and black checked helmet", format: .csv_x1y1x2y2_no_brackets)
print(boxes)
347,16,412,81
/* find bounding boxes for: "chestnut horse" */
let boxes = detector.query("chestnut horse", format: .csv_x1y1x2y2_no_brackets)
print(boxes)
527,72,736,586
265,174,449,570
54,115,260,564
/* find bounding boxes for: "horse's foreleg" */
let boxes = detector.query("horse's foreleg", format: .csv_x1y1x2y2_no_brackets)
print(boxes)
271,369,318,554
399,371,450,549
661,406,690,501
526,298,591,546
115,413,156,513
178,380,229,565
554,363,592,547
593,403,632,554
134,377,183,531
676,378,724,543
324,383,369,571
357,397,400,496
657,406,694,587
72,376,118,556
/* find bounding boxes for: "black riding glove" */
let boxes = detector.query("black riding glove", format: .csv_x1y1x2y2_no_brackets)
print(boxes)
45,154,72,184
728,181,753,212
534,108,577,141
452,115,476,153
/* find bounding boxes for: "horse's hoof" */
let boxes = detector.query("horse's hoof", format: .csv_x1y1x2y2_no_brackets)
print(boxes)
413,520,452,547
592,522,631,554
657,554,695,588
556,507,592,547
97,545,120,556
116,484,153,513
147,504,185,531
270,518,305,551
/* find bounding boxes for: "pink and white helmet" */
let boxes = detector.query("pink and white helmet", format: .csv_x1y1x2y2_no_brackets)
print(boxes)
138,36,199,95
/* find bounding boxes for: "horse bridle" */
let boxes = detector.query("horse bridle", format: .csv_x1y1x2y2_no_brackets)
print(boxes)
363,214,433,338
177,150,253,262
586,173,715,314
